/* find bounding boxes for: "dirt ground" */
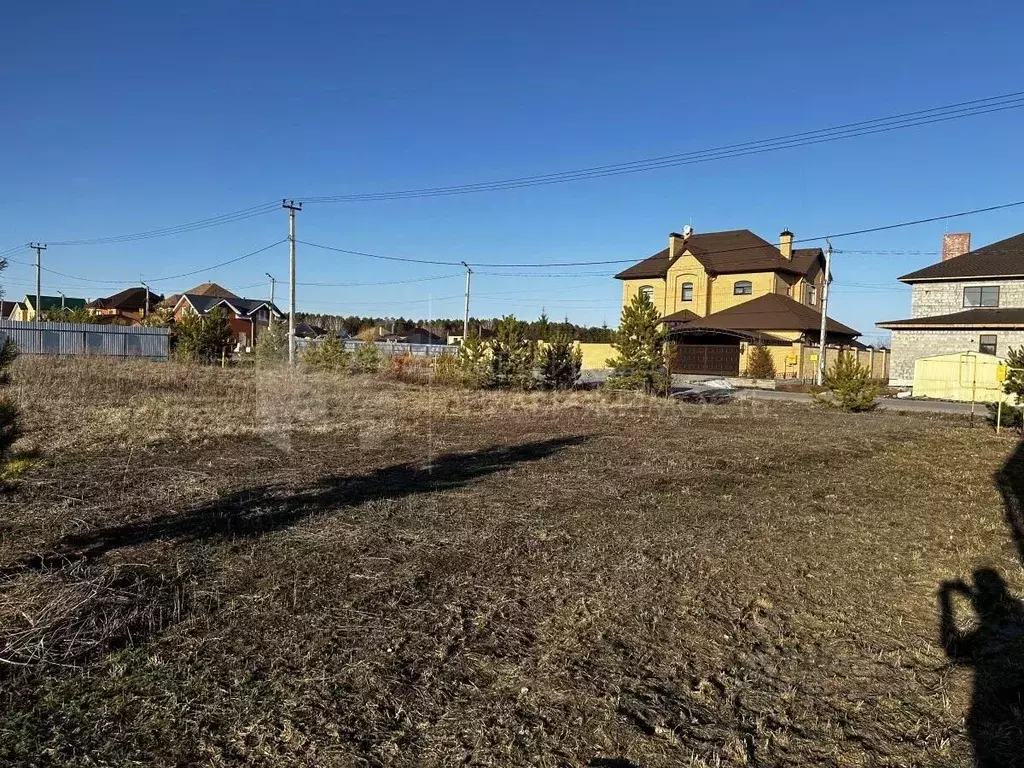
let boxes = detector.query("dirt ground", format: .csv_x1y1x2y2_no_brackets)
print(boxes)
1,357,1023,767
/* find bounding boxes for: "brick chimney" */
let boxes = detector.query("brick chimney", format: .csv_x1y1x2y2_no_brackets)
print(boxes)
669,232,682,260
779,230,794,260
942,233,971,262
668,226,691,261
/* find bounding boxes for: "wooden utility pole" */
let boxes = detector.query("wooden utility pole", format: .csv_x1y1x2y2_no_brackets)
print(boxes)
282,200,303,365
29,243,46,321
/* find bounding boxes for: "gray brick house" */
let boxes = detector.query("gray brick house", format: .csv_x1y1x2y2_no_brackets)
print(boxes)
878,232,1024,384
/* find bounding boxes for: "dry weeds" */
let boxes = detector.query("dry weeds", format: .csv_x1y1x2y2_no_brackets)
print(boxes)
0,356,1020,766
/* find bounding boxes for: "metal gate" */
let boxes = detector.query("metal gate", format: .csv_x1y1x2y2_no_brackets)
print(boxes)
673,344,740,375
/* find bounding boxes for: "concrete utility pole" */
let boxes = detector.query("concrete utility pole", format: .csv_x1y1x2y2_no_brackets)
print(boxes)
140,281,150,317
29,243,46,321
461,261,472,341
816,238,834,386
282,200,303,365
58,292,66,311
265,272,277,323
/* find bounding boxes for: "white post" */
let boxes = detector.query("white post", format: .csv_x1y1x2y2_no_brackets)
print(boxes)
816,239,833,386
461,261,472,341
282,200,302,365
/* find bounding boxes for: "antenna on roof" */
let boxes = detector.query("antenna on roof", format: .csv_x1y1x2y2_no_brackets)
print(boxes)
682,224,693,239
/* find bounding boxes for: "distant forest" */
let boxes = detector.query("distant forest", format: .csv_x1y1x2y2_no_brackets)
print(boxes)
295,311,616,343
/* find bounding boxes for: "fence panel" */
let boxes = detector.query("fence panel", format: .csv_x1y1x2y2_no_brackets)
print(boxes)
296,338,459,358
0,321,169,361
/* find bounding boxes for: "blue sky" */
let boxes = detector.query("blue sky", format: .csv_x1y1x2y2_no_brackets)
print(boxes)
2,1,1023,341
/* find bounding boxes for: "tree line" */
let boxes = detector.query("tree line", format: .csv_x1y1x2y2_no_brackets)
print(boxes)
296,311,616,343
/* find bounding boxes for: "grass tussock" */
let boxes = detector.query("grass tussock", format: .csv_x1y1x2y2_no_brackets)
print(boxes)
0,355,1018,766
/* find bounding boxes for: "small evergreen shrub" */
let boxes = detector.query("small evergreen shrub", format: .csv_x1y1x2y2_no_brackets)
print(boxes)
353,342,383,374
539,332,582,390
813,353,880,412
745,343,777,379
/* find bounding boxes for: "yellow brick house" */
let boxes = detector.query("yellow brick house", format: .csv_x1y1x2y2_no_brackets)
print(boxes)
614,227,860,375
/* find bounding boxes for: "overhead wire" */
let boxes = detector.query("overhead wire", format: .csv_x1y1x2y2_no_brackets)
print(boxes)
303,91,1024,202
297,198,1024,269
46,201,281,246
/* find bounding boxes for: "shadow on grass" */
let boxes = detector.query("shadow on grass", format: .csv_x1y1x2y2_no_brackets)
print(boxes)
937,437,1024,766
5,435,591,573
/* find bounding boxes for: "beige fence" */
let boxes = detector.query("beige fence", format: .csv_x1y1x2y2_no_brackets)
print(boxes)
911,352,1009,404
579,340,889,381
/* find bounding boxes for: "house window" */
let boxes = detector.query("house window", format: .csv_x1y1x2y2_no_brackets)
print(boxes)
964,286,1000,307
733,280,753,296
639,285,654,302
807,284,817,306
681,282,693,301
979,334,997,355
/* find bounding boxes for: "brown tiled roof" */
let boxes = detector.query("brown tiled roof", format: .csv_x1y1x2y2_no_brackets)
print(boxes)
877,307,1024,329
673,293,859,336
899,232,1024,281
661,308,701,323
88,287,163,311
614,230,823,280
184,282,240,299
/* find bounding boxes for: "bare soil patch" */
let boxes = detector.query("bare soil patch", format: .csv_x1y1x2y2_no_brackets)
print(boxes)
0,357,1020,766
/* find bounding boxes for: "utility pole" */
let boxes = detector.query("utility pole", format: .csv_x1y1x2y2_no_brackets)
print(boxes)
816,238,833,386
140,281,150,318
265,272,277,324
29,243,46,321
282,200,302,365
58,292,66,311
461,261,472,342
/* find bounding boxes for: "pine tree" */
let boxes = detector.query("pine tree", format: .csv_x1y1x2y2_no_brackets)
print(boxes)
745,343,777,379
539,331,582,390
302,333,350,371
253,320,288,366
813,352,880,412
140,307,173,327
607,291,666,393
536,310,550,342
174,307,232,363
458,331,492,388
490,315,536,389
40,306,93,324
0,336,21,477
353,341,383,373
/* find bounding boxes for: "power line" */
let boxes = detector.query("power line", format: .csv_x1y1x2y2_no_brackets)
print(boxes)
303,91,1024,202
4,239,288,287
298,197,1024,269
46,202,281,246
143,239,287,283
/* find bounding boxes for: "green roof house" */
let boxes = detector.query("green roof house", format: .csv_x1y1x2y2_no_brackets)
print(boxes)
10,295,87,321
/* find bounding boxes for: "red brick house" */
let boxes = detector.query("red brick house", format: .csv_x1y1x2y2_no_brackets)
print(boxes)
87,287,164,325
169,283,283,348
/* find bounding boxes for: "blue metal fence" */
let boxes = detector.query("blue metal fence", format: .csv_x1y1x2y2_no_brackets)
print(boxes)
0,320,170,360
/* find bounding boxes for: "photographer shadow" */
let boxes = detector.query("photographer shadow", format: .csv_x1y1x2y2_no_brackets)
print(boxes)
939,437,1024,766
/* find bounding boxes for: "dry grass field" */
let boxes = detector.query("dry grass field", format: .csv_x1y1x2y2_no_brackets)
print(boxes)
1,357,1023,767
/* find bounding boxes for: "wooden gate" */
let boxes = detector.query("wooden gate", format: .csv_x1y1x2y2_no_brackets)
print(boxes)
672,344,740,376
